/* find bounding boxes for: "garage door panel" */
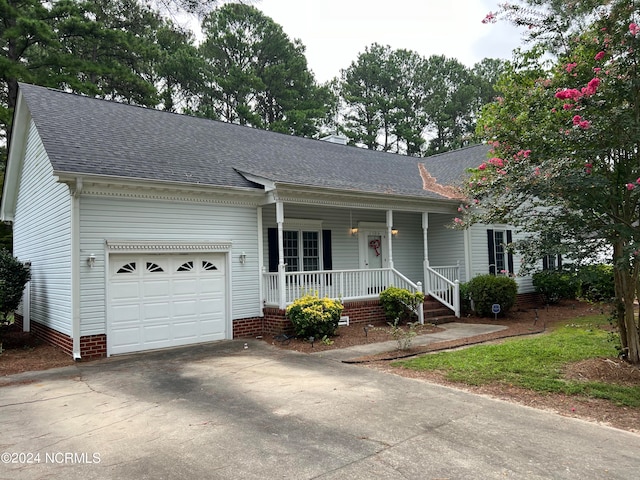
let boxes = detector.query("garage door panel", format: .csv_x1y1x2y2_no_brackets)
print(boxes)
109,253,228,355
111,282,140,301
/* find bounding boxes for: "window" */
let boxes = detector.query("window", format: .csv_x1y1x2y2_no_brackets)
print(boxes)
283,230,319,272
117,262,136,274
543,254,562,270
487,229,514,275
268,226,331,273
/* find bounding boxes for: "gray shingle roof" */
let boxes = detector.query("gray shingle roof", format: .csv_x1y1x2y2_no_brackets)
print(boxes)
18,83,490,200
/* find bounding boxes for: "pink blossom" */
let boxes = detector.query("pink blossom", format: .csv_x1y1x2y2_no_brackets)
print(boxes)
565,62,578,73
555,89,582,100
488,157,505,167
478,163,487,170
457,207,463,212
482,12,496,24
581,77,600,96
534,167,541,176
497,169,507,175
630,23,640,36
626,183,636,191
593,67,601,73
579,120,591,129
572,115,583,125
563,103,573,110
454,217,463,224
594,51,605,61
585,163,592,168
636,177,640,184
474,199,479,204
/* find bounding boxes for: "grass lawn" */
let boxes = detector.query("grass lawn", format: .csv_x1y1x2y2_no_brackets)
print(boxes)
395,315,640,407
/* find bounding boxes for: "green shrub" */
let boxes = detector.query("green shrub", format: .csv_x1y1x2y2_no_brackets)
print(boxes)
0,249,30,323
379,286,425,323
532,270,579,304
286,294,344,338
459,281,472,316
467,274,518,317
577,264,615,303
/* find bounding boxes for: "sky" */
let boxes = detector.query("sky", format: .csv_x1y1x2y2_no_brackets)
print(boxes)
254,0,526,83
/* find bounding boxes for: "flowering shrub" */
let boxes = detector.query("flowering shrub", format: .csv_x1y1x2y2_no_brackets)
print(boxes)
466,274,518,317
286,294,344,338
379,286,425,323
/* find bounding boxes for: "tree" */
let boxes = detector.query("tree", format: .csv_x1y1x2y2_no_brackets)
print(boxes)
198,3,328,136
463,0,640,363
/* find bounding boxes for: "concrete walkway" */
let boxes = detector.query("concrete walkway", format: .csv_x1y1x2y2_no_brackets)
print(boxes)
313,322,508,361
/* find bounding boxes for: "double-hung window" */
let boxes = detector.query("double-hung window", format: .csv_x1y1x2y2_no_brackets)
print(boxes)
283,230,320,272
268,219,330,273
487,228,514,275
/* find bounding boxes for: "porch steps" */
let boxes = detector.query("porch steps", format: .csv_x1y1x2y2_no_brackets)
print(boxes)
423,297,457,325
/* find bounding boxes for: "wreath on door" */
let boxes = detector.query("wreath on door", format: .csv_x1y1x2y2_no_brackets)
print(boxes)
369,238,381,257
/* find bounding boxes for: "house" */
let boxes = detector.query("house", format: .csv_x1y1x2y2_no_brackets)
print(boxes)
1,83,536,359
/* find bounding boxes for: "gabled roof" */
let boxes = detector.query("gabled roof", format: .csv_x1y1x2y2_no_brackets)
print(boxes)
14,83,489,200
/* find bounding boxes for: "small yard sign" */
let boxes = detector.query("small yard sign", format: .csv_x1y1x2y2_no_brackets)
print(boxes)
492,303,501,320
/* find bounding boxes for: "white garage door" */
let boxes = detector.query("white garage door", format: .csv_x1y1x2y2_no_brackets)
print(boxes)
108,253,227,355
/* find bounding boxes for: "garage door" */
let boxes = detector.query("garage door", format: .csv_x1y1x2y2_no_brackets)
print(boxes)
108,253,227,355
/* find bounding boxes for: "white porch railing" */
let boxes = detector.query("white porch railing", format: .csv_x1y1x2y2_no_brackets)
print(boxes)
426,266,460,318
263,267,424,323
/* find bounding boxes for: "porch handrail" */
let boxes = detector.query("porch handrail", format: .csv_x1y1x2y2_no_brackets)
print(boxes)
426,266,460,318
262,267,424,323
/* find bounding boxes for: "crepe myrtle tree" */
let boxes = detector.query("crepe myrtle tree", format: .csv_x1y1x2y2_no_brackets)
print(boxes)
458,1,640,363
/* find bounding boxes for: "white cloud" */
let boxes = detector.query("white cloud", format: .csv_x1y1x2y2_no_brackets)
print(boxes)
256,0,525,82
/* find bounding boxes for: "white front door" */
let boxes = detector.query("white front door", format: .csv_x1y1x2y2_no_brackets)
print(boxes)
360,228,389,295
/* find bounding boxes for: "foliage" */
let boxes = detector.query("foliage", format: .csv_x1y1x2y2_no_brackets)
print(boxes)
286,294,343,339
466,274,518,317
385,319,419,351
458,281,473,316
577,264,615,303
198,3,329,136
463,0,640,362
340,44,506,155
379,286,425,323
396,315,640,407
0,249,30,328
532,270,579,304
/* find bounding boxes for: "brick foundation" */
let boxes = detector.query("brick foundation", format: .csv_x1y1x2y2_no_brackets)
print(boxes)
232,317,263,338
15,314,106,360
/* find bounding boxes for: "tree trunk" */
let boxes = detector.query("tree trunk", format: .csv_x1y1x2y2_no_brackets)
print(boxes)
613,241,640,363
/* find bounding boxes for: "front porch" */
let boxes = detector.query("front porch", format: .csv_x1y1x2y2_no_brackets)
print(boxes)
258,193,466,327
262,265,461,323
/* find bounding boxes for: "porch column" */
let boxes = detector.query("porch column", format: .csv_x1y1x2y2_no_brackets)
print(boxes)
276,201,287,309
422,212,430,294
386,210,394,270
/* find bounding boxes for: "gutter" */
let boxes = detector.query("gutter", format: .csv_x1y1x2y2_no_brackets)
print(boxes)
70,177,82,360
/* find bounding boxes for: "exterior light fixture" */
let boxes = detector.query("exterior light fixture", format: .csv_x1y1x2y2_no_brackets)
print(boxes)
350,227,359,236
239,252,247,264
87,254,96,268
391,228,399,236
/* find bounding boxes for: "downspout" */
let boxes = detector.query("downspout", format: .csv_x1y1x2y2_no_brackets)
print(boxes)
276,201,286,309
257,206,265,316
70,177,83,360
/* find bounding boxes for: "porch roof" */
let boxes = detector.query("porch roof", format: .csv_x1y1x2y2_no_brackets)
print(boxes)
16,83,490,201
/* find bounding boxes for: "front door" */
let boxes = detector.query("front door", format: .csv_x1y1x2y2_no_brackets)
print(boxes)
360,228,389,295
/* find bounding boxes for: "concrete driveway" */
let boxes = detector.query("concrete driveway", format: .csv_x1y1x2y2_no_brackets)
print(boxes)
1,339,639,479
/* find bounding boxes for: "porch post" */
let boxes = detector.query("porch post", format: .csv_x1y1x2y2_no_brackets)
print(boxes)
276,201,286,309
386,210,394,270
422,212,430,294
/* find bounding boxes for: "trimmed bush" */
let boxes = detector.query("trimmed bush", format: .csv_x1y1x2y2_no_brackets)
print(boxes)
467,274,518,317
459,281,472,316
286,294,344,338
532,270,579,304
379,286,425,323
577,264,615,303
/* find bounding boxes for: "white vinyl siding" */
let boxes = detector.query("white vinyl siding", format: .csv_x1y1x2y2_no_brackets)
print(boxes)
427,213,466,281
79,196,260,336
468,223,535,293
12,120,72,335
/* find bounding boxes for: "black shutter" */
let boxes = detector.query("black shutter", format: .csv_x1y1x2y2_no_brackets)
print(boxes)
322,230,332,270
267,228,278,272
506,230,514,274
487,229,496,275
542,256,549,271
557,255,563,270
